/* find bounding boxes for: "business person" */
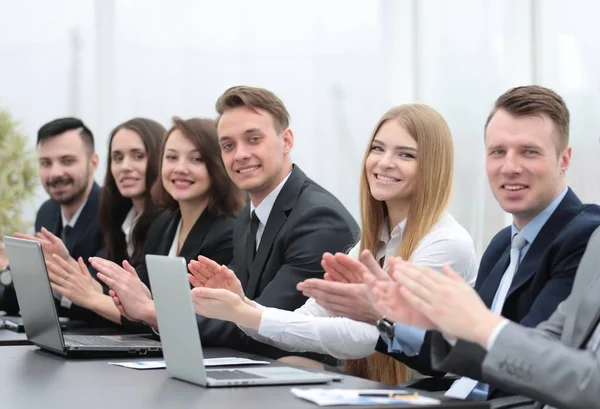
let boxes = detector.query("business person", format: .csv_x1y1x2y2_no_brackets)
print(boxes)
362,85,600,399
43,118,166,323
106,86,358,359
67,117,245,325
3,118,104,321
373,225,600,409
188,104,478,383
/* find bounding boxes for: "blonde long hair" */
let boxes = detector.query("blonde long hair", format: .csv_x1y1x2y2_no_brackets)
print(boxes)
343,104,454,384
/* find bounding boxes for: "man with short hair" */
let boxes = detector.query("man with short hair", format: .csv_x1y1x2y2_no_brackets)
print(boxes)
0,118,104,320
99,86,358,359
304,85,600,398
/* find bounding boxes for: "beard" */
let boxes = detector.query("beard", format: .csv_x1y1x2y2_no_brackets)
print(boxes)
46,168,91,206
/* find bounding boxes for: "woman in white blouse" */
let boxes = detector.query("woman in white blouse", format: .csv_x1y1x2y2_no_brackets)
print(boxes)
189,104,478,384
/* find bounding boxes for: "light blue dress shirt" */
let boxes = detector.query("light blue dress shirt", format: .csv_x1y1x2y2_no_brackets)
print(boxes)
381,188,568,370
469,187,568,400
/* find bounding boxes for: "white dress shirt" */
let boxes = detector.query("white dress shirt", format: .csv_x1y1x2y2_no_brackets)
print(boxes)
238,212,479,359
250,171,291,250
167,219,183,257
56,201,87,308
121,207,142,258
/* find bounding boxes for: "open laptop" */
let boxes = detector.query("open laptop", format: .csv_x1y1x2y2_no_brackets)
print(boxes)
146,254,335,387
3,236,161,356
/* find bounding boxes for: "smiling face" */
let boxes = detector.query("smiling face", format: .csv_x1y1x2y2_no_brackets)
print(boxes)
365,120,418,210
485,109,570,229
161,129,211,206
217,106,293,205
37,129,98,206
110,128,148,200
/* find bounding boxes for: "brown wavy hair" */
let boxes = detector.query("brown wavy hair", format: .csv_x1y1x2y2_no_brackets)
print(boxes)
151,117,245,216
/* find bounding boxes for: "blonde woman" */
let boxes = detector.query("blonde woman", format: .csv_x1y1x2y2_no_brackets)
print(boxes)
188,104,478,384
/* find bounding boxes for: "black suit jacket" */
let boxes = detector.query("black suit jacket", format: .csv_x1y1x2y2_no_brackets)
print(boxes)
121,208,236,332
0,183,105,320
377,188,600,396
195,165,359,359
137,209,236,289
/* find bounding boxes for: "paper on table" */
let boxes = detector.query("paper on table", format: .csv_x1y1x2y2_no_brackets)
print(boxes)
291,388,440,406
109,357,270,370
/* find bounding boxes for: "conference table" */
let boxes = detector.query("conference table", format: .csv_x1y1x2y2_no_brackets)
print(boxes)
0,328,29,345
0,345,490,409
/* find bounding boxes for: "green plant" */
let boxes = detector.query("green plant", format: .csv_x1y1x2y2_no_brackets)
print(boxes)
0,109,38,238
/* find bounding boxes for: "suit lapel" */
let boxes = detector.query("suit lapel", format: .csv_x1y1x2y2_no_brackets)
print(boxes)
157,212,182,256
179,209,217,260
65,183,101,253
478,247,510,308
571,261,600,347
235,205,252,287
245,166,306,298
507,189,581,299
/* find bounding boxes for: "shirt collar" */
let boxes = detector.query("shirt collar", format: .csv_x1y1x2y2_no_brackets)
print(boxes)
379,218,408,244
511,187,568,243
61,200,87,229
121,207,141,235
250,171,292,226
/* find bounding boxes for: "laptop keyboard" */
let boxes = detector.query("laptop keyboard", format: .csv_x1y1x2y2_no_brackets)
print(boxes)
64,335,157,347
207,370,265,380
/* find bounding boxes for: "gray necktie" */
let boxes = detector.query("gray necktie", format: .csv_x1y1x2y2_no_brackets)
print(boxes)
446,233,528,400
492,233,528,314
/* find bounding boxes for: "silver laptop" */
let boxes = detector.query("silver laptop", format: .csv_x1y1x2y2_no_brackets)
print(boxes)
3,236,161,356
146,254,335,387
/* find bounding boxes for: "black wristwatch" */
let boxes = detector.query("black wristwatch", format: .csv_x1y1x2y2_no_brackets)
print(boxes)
376,317,395,339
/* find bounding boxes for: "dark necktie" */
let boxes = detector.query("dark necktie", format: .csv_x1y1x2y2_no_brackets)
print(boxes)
245,211,259,270
61,225,72,244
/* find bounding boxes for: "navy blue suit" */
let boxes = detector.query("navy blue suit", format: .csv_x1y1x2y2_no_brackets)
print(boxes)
377,188,600,397
34,182,104,265
0,183,106,322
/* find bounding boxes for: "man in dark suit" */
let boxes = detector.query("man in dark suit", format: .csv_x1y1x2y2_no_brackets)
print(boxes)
0,118,105,321
303,85,600,396
104,86,358,359
371,225,600,409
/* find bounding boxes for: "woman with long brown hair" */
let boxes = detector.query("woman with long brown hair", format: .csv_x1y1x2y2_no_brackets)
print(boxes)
47,117,245,326
188,104,478,384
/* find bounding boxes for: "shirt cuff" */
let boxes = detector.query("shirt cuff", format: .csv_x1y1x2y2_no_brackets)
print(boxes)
442,332,457,346
382,322,426,356
486,319,510,351
60,295,72,309
257,307,288,340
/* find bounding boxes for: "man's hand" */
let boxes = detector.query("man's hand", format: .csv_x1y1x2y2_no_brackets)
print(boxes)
91,257,155,327
392,261,501,347
46,255,103,309
14,227,70,261
361,252,435,330
188,256,244,300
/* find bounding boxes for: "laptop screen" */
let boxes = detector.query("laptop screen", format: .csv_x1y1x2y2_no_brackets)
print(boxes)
3,236,66,353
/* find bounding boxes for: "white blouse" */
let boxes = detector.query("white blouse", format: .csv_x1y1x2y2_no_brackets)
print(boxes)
167,219,183,257
121,207,142,258
239,212,478,359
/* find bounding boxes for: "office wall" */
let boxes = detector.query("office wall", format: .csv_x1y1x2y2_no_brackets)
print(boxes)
1,0,599,256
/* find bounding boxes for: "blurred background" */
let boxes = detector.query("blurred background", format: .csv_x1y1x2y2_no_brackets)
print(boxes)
1,0,599,258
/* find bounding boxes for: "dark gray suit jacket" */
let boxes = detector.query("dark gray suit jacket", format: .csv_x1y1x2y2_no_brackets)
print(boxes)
430,226,600,409
195,165,359,359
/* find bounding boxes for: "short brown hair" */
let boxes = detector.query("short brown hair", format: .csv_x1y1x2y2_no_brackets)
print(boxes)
152,117,245,216
215,85,290,132
485,85,570,152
